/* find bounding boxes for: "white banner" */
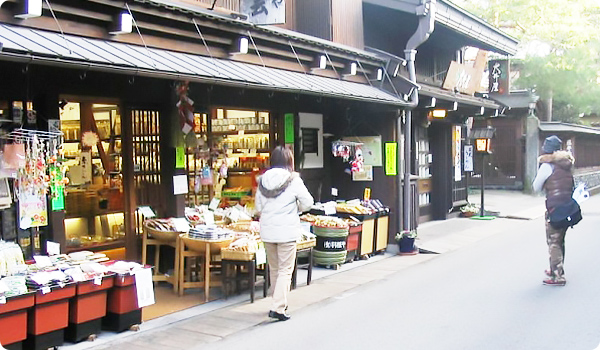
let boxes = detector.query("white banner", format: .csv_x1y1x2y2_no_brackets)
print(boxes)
241,0,286,25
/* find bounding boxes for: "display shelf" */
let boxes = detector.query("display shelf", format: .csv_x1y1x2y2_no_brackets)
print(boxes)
66,241,125,253
65,209,124,219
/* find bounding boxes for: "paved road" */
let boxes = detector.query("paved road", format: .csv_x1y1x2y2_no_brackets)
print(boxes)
197,195,600,350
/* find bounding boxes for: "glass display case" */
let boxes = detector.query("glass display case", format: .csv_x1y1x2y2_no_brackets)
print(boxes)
60,102,125,251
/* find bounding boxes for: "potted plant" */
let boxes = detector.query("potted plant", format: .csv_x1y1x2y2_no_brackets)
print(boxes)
460,202,480,217
395,230,418,255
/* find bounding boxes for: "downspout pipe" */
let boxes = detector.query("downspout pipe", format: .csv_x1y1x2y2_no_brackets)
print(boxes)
399,0,436,237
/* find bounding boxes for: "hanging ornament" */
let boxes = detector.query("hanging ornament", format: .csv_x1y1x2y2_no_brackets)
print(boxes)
176,81,195,134
81,131,99,147
351,147,364,173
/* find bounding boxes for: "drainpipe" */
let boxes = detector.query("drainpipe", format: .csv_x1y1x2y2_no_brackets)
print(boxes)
400,0,436,237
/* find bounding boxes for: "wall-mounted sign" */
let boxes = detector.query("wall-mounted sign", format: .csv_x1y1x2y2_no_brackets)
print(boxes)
299,113,323,168
443,50,488,95
488,59,510,95
284,113,294,144
176,146,185,169
241,0,286,25
385,142,397,176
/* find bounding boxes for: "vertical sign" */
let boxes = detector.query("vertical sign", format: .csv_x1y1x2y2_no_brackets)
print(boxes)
284,113,294,144
453,126,462,181
488,59,510,94
385,142,397,176
175,146,185,169
464,145,474,172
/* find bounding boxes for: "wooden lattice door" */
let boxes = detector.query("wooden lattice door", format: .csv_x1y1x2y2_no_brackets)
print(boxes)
131,109,163,217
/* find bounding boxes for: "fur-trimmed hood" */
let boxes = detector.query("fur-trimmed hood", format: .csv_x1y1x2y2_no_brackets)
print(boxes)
538,150,574,171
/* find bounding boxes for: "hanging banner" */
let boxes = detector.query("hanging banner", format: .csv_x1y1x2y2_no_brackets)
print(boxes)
385,142,397,176
19,193,48,229
453,126,462,182
464,145,474,172
488,59,510,95
284,113,295,144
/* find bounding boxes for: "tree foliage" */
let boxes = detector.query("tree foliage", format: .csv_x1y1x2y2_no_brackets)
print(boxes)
451,0,600,122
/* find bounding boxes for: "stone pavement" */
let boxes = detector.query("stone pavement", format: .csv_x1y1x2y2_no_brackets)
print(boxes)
66,190,548,350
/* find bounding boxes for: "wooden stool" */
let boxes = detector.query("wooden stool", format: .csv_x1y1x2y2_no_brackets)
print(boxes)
221,259,268,303
141,225,180,292
291,247,313,289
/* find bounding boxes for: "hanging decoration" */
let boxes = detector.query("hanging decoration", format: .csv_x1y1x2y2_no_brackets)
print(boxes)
331,140,364,173
176,81,195,134
350,147,364,173
1,129,65,229
81,131,99,147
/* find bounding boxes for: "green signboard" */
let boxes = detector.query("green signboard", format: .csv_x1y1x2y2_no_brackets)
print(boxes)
385,142,397,176
284,113,295,144
176,146,185,169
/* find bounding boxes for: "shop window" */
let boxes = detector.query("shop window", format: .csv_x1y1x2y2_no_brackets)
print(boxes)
60,101,124,252
186,108,270,207
416,126,430,206
301,127,319,154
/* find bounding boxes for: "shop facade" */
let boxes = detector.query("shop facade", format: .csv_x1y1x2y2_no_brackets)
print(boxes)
0,1,410,261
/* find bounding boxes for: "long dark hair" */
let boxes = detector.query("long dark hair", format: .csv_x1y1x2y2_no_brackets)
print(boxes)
270,146,294,171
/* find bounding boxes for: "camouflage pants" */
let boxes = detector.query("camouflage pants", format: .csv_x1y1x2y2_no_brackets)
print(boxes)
545,214,568,279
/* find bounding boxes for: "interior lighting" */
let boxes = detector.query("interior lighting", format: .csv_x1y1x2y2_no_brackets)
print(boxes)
431,109,447,118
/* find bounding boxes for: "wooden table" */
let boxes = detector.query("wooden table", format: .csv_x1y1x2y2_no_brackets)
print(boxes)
178,236,232,301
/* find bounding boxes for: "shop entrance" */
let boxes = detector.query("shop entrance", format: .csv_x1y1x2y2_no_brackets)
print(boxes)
60,100,126,258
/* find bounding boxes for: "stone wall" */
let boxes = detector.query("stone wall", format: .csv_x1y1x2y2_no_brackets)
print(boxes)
574,167,600,194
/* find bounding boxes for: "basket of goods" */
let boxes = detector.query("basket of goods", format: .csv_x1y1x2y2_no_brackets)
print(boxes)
143,219,186,243
335,201,374,215
296,231,317,250
221,233,260,261
311,216,349,268
182,226,234,254
185,207,205,226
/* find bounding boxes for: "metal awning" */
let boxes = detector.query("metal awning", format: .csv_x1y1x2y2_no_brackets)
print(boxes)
0,24,408,106
540,122,600,136
420,85,500,109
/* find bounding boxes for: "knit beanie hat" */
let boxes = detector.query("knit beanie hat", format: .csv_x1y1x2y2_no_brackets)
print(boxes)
542,135,562,154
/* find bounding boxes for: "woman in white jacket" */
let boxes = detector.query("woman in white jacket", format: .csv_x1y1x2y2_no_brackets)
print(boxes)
255,146,314,321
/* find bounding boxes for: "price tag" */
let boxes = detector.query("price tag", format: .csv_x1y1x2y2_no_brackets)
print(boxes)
256,242,267,265
209,197,221,211
94,276,102,286
324,202,336,215
46,241,60,256
41,286,51,295
204,212,215,225
331,188,338,197
0,296,6,304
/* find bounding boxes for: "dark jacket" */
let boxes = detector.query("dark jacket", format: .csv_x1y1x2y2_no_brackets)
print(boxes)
539,151,574,209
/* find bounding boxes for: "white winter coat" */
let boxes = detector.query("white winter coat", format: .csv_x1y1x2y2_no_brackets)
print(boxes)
255,168,314,243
